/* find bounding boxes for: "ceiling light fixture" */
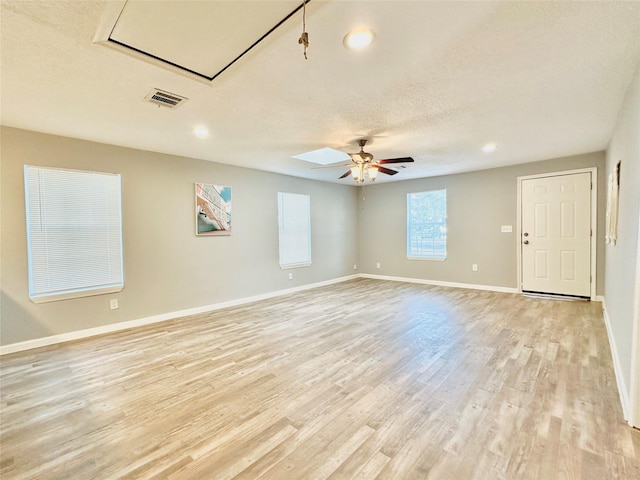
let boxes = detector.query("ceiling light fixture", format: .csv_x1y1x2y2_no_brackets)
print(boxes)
350,164,379,184
338,139,413,183
482,143,498,153
343,29,374,50
193,126,209,139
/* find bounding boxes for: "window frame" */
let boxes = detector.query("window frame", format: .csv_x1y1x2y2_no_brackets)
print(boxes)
277,192,312,269
406,188,447,261
24,165,124,303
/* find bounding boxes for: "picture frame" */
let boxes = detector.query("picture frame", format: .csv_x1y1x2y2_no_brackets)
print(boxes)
195,183,232,236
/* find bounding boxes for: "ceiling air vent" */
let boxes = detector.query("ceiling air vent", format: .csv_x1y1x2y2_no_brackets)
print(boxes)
144,88,188,109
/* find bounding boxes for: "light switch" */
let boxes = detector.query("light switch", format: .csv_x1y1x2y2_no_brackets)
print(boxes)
501,225,513,233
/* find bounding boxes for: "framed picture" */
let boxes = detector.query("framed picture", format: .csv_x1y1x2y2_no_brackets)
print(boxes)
195,183,232,236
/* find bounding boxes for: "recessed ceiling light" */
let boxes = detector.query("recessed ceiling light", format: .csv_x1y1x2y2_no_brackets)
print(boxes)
343,29,374,50
193,126,209,139
482,143,498,153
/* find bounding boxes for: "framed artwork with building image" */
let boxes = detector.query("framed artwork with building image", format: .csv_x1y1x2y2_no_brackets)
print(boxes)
195,183,232,236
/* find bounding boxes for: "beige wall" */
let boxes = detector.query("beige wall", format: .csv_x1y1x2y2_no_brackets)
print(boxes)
0,127,359,345
357,152,606,292
605,62,640,402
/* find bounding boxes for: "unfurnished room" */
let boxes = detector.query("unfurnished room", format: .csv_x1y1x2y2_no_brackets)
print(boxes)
1,1,639,479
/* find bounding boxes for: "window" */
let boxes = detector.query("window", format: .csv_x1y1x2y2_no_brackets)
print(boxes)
278,192,311,268
24,165,124,303
407,189,447,260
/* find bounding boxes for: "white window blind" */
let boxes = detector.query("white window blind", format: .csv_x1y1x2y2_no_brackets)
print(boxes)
278,192,311,268
407,189,447,260
24,165,124,303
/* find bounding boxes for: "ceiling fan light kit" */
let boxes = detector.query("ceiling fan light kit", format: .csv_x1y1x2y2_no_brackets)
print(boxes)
339,139,414,183
350,164,379,183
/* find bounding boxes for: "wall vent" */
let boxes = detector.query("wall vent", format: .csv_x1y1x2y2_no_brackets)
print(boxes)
144,88,188,109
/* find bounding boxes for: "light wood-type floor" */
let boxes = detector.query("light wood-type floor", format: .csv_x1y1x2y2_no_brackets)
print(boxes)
1,279,639,479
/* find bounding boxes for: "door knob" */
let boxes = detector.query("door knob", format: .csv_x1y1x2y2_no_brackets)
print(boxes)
523,232,529,237
524,240,529,245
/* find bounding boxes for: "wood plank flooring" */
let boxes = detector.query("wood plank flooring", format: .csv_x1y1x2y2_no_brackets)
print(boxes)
1,278,638,479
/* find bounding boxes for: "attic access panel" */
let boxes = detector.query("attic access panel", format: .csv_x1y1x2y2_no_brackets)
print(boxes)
102,0,305,81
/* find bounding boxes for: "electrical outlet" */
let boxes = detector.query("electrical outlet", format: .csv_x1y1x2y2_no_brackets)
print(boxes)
288,272,293,280
110,299,119,310
501,225,513,233
353,264,357,270
472,264,478,271
376,262,381,269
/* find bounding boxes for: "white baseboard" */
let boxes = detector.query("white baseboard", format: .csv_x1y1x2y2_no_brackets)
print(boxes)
0,274,598,357
0,275,359,356
359,273,519,294
601,298,631,423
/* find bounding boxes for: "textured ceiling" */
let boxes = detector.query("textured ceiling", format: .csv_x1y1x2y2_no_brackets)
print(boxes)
1,0,639,184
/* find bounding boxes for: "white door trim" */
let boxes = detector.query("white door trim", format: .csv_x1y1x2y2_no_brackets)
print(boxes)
629,208,640,427
516,167,597,300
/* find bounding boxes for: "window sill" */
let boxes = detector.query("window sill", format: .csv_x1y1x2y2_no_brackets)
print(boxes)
280,262,312,270
30,285,123,304
407,256,446,262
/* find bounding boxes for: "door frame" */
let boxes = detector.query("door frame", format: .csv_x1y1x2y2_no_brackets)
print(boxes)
630,207,640,428
516,167,598,300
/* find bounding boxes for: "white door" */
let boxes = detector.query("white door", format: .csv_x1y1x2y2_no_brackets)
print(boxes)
521,172,591,297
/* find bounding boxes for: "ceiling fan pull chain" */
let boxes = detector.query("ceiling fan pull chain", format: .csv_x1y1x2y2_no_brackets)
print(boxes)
298,0,309,59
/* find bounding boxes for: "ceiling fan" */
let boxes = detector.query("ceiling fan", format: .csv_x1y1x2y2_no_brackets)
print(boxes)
339,139,414,183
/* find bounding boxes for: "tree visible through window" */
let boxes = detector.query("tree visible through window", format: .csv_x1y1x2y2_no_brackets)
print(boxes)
407,189,447,260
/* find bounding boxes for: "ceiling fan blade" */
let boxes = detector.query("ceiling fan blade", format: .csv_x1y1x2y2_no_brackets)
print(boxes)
310,163,352,169
376,166,399,176
377,157,414,164
339,169,352,179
